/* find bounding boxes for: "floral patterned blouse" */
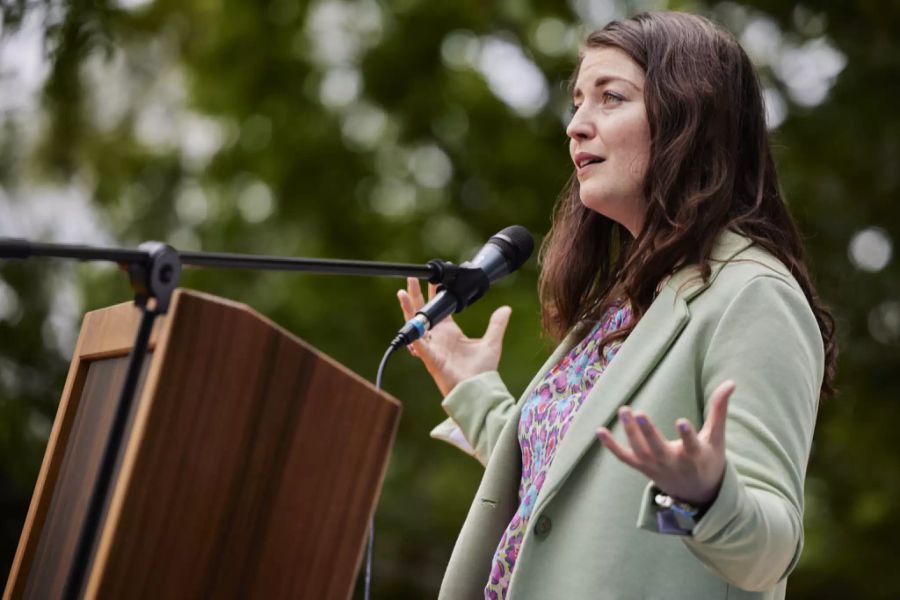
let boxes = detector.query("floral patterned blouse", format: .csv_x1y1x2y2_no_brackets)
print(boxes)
484,302,633,599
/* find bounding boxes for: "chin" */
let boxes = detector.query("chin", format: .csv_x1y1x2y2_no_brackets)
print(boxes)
579,190,615,220
579,191,640,236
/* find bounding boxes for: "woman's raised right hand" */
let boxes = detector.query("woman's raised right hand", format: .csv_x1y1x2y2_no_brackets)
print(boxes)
397,277,512,397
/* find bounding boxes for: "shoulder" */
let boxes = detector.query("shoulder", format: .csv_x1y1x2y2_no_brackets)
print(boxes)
708,246,805,309
675,234,825,390
665,232,819,353
717,240,798,289
668,230,805,304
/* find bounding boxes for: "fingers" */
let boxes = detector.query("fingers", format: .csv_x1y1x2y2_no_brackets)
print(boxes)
427,282,437,301
408,277,426,308
397,289,415,321
599,391,732,501
607,408,695,468
676,418,701,456
484,306,512,344
617,407,653,461
633,410,669,456
702,380,735,449
596,427,641,469
397,278,426,318
397,278,429,358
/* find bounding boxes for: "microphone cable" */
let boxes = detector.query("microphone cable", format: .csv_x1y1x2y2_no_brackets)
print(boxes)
365,343,399,600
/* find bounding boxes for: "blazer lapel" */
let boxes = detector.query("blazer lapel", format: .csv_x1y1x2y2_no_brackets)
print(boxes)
533,282,689,513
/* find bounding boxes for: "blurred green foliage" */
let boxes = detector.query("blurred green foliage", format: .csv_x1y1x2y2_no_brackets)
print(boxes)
1,0,898,597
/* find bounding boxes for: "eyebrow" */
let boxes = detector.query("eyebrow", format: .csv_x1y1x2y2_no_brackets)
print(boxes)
572,75,641,99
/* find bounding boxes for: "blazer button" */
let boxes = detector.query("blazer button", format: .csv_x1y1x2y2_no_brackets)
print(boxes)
534,515,552,537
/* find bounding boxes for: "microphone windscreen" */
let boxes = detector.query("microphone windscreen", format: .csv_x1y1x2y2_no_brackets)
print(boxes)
491,225,534,270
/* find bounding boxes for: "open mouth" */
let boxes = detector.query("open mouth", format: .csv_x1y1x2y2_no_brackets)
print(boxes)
577,157,604,169
574,153,605,169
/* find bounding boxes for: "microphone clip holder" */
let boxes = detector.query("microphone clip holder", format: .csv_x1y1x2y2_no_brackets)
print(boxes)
128,242,183,314
425,259,490,313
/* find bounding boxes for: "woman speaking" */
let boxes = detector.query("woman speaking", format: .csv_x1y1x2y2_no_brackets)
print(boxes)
397,11,836,600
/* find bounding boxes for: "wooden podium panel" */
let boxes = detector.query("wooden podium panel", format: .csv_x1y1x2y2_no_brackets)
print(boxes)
6,289,401,599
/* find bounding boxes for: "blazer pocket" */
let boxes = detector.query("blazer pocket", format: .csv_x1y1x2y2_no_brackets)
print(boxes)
479,497,499,509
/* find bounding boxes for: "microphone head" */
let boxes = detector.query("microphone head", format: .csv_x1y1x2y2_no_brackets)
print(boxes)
490,225,534,271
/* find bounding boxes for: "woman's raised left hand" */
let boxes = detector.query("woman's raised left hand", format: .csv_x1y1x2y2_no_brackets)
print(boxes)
595,380,736,506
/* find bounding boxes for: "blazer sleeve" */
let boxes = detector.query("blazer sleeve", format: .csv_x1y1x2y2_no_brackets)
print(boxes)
637,274,824,591
429,371,518,467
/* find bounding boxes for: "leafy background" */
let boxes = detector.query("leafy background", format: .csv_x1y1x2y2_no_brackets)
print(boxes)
0,0,898,597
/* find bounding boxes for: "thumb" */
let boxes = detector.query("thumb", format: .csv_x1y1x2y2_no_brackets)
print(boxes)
484,306,512,343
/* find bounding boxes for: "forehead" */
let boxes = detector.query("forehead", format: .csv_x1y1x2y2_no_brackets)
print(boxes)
573,47,645,95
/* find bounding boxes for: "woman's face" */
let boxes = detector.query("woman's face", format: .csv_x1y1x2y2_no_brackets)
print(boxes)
567,47,651,237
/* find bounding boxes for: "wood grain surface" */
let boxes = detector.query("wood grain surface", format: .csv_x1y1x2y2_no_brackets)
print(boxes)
5,290,401,600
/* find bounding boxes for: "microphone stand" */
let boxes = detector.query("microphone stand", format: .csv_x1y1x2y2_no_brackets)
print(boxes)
0,237,461,600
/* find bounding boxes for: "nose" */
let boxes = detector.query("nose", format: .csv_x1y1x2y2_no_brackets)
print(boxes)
566,106,594,141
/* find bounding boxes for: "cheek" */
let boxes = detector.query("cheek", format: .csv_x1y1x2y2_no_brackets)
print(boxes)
605,111,650,173
628,142,650,178
623,127,651,179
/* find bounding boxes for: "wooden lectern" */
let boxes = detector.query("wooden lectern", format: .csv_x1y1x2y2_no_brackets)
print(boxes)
5,289,402,599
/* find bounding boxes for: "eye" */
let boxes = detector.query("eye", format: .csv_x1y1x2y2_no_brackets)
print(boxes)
601,91,625,105
567,103,581,120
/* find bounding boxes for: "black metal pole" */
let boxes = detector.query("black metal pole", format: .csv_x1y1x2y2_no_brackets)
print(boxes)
0,238,147,263
0,238,439,280
178,250,436,278
56,242,181,600
62,307,157,600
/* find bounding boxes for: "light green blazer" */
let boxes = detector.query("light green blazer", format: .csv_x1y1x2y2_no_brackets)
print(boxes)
430,231,824,599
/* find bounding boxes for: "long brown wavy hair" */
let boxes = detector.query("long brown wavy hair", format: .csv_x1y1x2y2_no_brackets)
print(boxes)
538,12,837,398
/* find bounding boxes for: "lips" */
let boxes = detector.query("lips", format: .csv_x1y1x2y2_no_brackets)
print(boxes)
573,152,605,170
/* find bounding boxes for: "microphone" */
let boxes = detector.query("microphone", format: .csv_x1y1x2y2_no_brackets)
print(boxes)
392,225,534,348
